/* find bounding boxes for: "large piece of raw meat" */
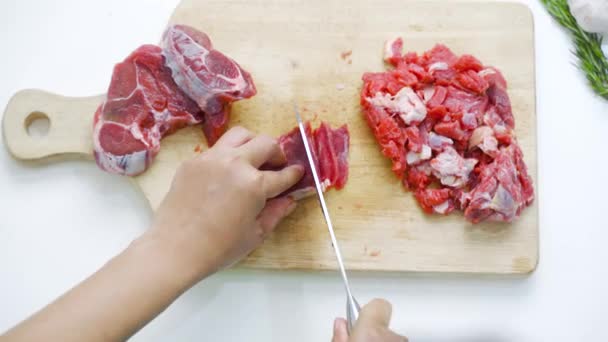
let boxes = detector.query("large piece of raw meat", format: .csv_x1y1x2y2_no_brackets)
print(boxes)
93,25,256,176
162,25,257,146
93,45,204,176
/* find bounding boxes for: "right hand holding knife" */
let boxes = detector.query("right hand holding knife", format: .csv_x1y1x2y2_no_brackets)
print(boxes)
331,299,408,342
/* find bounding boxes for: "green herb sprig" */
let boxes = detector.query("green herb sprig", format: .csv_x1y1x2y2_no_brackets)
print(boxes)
540,0,608,99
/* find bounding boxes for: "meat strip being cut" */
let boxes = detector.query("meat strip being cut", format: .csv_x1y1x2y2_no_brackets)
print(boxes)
162,25,257,145
360,39,534,223
93,45,204,176
268,121,350,200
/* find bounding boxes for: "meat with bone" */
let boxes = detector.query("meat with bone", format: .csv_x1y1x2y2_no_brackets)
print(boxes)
361,40,534,223
93,45,204,176
162,25,257,145
93,25,256,176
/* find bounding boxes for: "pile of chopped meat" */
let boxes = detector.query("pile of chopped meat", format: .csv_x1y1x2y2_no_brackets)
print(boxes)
93,25,256,176
360,38,534,223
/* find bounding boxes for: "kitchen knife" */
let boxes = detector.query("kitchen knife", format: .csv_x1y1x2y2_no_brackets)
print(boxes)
293,103,360,333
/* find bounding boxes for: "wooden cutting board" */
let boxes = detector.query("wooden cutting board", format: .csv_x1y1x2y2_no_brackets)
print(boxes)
2,0,538,274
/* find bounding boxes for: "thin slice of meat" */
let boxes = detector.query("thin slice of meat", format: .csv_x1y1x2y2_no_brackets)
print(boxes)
93,45,204,176
273,122,350,199
315,122,350,189
162,25,257,145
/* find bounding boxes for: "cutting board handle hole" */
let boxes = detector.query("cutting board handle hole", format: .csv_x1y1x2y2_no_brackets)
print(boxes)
25,112,50,138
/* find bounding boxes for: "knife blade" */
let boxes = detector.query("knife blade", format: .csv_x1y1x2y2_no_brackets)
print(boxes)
293,103,360,332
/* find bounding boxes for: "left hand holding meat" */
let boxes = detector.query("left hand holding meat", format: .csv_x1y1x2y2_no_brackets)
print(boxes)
147,126,305,281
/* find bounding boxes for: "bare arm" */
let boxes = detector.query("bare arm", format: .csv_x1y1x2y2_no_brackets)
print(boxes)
2,127,304,341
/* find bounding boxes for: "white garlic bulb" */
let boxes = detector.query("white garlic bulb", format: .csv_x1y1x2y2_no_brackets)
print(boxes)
568,0,608,34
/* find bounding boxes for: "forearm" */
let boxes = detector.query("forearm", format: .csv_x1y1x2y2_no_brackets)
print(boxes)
3,127,303,341
3,232,208,342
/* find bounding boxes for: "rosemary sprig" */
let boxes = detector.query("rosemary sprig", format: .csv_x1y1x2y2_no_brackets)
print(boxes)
540,0,608,99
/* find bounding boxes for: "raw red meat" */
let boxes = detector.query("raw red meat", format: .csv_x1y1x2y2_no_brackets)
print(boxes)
93,25,257,176
464,144,534,223
162,25,257,145
93,45,204,176
360,40,534,223
273,122,350,200
384,37,404,65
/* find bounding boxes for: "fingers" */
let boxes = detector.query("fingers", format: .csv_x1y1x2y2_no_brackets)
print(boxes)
240,134,286,168
215,126,255,148
216,128,287,169
358,298,392,328
256,197,298,235
331,318,349,342
261,165,305,198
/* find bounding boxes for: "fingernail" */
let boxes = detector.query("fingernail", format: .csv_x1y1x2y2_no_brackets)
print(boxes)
333,318,341,331
294,164,305,175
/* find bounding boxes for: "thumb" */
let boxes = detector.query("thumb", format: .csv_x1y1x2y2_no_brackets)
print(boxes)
357,298,392,328
256,197,298,236
331,318,349,342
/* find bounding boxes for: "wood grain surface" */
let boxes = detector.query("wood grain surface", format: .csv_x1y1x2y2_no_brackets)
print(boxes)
2,0,538,273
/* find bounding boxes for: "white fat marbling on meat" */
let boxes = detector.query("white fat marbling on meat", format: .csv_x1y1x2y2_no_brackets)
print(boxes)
428,62,449,73
162,26,249,111
129,124,145,142
428,132,453,151
383,37,402,61
478,68,496,77
457,190,473,208
93,118,150,176
433,200,451,214
321,178,331,191
479,135,498,156
123,150,148,175
483,110,510,138
416,162,433,175
493,124,508,136
395,87,427,124
287,179,330,201
469,126,493,149
430,147,477,188
421,86,436,103
461,111,477,129
95,148,148,176
489,184,516,219
367,87,427,125
406,144,432,165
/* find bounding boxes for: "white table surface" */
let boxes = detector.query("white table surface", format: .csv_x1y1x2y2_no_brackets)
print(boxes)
1,0,607,341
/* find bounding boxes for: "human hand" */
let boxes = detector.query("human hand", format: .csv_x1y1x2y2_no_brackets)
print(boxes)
331,299,408,342
144,126,304,283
